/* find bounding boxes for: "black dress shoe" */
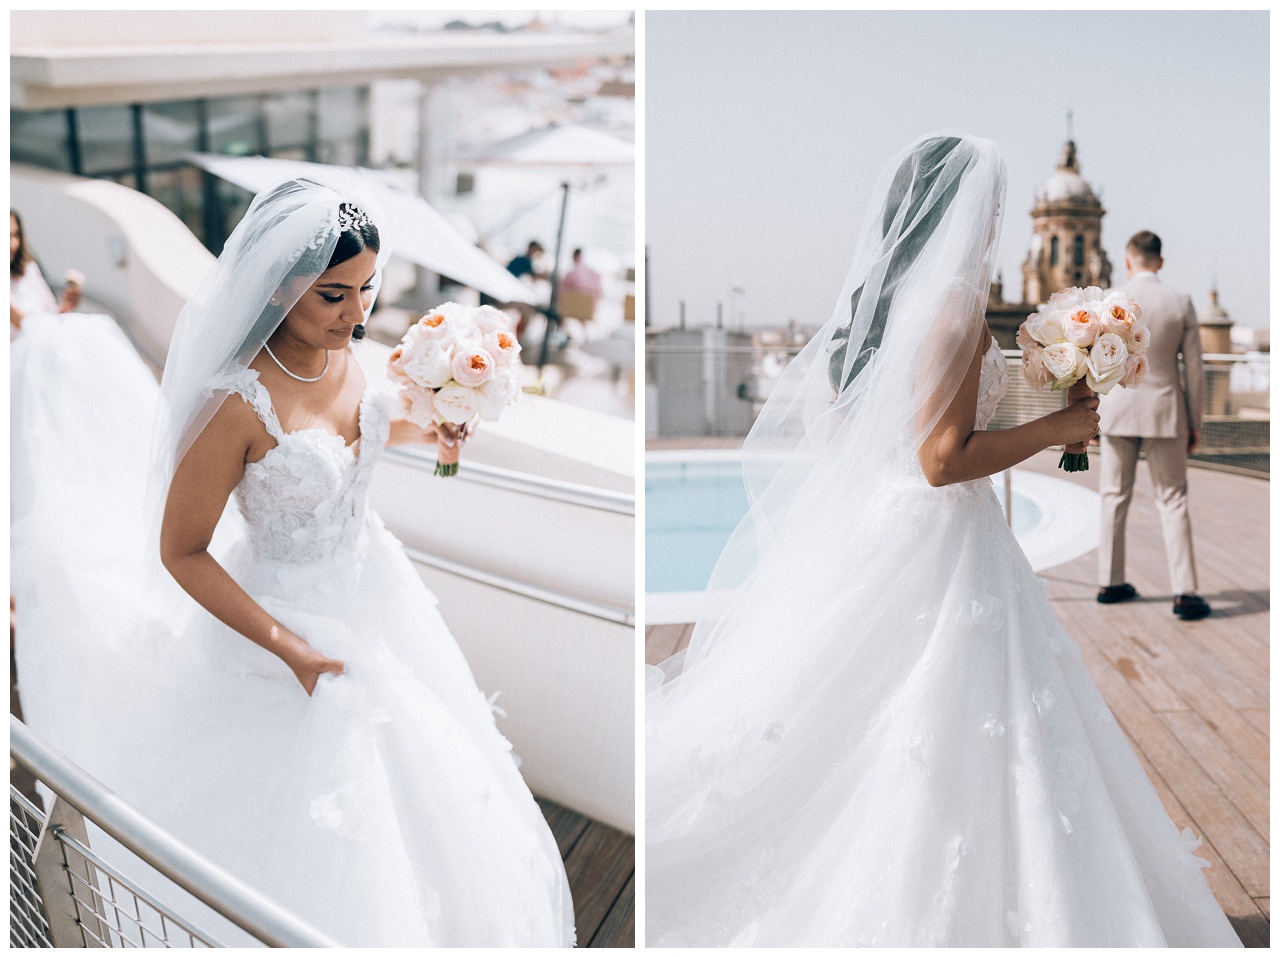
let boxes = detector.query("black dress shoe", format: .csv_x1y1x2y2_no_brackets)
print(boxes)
1097,583,1138,604
1173,594,1211,620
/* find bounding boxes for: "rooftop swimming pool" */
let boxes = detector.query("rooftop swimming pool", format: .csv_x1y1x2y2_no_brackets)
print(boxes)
646,449,1099,625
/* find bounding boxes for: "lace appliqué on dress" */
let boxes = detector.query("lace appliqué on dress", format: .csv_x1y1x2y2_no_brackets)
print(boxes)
222,368,391,565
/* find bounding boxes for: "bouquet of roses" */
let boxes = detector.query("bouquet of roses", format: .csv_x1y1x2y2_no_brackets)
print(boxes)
1018,286,1149,472
387,303,523,476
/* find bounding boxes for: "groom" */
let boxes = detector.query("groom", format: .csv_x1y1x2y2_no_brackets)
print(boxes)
1095,231,1209,620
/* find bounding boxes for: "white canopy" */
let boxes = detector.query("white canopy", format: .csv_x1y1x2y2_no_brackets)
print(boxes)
460,123,634,167
187,153,537,304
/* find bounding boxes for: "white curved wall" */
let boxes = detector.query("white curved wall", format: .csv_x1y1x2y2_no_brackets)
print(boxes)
11,164,214,362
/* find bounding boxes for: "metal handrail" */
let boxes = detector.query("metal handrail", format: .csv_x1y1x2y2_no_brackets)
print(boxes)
9,716,341,948
403,544,635,627
384,445,635,516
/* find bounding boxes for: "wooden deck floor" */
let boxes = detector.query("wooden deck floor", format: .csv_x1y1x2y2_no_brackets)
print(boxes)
535,798,635,948
646,448,1268,947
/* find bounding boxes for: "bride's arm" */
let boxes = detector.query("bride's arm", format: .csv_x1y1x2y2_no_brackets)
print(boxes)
159,398,344,695
916,332,1100,487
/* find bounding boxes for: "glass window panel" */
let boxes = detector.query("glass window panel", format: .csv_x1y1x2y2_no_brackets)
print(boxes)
143,101,201,167
147,166,205,240
315,86,367,166
11,110,73,171
263,91,312,152
207,96,263,157
76,104,135,174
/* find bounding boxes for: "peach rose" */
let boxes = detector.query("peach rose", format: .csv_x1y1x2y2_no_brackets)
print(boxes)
1061,305,1101,349
484,328,522,366
1099,292,1140,337
1120,352,1148,389
399,383,436,428
450,347,496,388
387,344,412,385
1127,322,1151,354
1021,344,1053,390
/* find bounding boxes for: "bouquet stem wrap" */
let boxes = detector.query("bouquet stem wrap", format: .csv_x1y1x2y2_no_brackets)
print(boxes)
1059,380,1095,472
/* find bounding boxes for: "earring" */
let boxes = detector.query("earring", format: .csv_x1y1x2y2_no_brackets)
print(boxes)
352,324,366,341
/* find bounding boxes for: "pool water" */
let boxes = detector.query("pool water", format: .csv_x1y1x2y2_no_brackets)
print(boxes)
647,457,1042,594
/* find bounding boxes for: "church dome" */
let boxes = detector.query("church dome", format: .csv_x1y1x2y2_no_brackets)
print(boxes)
1039,168,1095,203
1034,139,1100,207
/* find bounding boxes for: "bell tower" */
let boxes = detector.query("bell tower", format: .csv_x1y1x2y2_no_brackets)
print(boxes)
1021,132,1112,305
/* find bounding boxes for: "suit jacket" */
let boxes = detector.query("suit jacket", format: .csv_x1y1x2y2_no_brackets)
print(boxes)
1098,273,1204,439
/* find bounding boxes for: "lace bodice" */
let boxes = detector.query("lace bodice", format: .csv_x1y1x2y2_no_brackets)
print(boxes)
223,369,391,565
975,339,1008,430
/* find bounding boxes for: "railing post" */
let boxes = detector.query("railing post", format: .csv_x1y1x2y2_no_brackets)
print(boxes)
32,796,107,947
1004,469,1013,528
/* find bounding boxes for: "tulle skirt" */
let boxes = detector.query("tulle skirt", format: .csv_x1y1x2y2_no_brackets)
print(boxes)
11,314,574,946
646,467,1241,947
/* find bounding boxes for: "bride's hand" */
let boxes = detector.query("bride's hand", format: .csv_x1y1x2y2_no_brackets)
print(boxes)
279,630,345,696
1052,392,1101,446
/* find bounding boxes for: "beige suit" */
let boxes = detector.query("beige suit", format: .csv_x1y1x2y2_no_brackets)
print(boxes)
1097,272,1204,594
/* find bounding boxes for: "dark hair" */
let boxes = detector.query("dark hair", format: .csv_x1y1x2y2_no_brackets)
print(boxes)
828,136,967,393
328,203,380,269
233,200,381,366
11,209,32,279
572,247,583,259
1127,230,1161,263
528,240,544,254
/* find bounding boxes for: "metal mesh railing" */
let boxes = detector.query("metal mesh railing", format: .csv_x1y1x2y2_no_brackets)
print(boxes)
647,343,1269,476
10,789,52,947
995,351,1269,477
57,830,218,948
9,716,341,948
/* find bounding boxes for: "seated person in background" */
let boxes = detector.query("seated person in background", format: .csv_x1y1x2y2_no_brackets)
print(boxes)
11,209,82,336
560,248,602,298
506,240,545,281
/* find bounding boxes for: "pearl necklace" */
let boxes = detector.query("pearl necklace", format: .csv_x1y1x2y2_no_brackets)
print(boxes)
263,342,329,383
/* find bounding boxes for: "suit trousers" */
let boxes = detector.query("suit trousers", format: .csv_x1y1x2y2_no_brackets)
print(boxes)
1098,435,1199,595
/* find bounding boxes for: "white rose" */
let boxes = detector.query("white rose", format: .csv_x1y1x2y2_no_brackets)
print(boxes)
1023,308,1067,346
399,383,436,428
1042,341,1089,388
1085,332,1129,394
473,304,514,334
1044,286,1086,312
402,339,454,389
433,382,478,424
475,366,522,422
452,323,484,351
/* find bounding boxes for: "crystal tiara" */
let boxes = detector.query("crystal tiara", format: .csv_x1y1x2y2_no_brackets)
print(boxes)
338,203,371,233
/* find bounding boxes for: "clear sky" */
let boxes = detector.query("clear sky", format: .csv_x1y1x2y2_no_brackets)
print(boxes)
647,11,1269,330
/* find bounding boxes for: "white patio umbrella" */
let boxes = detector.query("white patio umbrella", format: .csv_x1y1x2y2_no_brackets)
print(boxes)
458,122,634,167
187,153,536,304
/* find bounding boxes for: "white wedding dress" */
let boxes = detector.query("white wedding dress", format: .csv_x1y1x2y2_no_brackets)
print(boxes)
11,315,575,947
646,341,1242,947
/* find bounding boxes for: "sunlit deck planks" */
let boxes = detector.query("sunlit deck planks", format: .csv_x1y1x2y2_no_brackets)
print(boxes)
535,797,635,948
645,444,1268,947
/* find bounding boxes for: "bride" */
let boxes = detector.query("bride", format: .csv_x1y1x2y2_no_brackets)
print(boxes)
11,175,574,946
645,133,1242,947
